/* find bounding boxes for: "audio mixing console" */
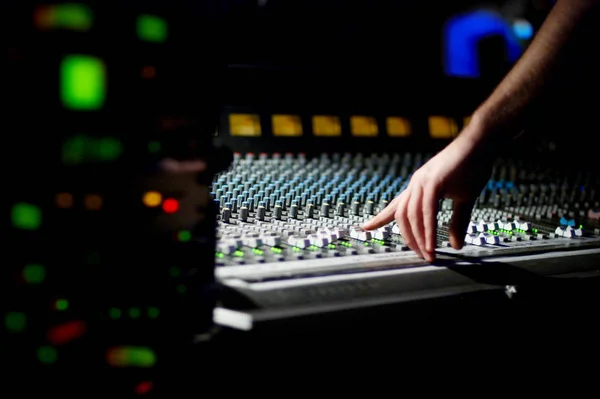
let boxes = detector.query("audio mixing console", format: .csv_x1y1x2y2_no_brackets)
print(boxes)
211,152,600,330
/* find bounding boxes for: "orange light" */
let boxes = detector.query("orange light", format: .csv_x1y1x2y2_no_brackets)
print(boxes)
56,193,73,208
142,191,162,207
162,198,179,213
141,66,156,79
84,194,103,210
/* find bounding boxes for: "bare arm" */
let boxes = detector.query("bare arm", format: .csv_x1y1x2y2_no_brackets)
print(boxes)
463,0,600,151
364,0,600,262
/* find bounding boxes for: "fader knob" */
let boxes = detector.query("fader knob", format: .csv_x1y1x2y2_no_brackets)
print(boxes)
221,205,231,223
256,203,266,221
239,204,249,222
321,203,330,218
273,204,282,220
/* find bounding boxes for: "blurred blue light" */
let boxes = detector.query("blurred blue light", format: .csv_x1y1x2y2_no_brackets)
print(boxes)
443,9,523,78
513,19,534,40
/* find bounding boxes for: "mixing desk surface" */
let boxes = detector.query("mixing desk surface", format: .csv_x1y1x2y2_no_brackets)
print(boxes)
211,152,600,328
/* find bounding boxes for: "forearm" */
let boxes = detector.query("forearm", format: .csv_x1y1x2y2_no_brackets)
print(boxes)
462,0,599,149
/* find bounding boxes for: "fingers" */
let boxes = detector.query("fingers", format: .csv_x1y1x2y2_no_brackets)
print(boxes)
449,199,475,250
362,196,399,230
422,186,439,261
402,188,424,260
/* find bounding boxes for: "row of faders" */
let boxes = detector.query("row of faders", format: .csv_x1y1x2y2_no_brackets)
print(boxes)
5,2,223,396
212,153,600,271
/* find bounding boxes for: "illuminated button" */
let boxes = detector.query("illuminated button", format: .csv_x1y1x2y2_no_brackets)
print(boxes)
386,117,411,137
56,192,73,208
143,191,162,207
162,198,179,213
350,116,378,137
313,115,341,136
229,114,261,137
272,114,303,137
109,308,122,319
428,116,458,138
84,194,102,210
106,346,156,368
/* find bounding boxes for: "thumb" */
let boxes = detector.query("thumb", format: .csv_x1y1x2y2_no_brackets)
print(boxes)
449,199,475,250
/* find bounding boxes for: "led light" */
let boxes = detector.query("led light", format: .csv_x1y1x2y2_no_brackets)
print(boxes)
54,299,69,311
23,264,46,284
162,198,179,213
48,321,86,345
109,308,121,319
56,193,73,208
5,312,26,332
38,346,58,364
137,15,167,42
129,308,141,319
177,230,191,242
106,346,156,368
61,55,106,110
11,203,41,230
84,194,103,210
143,191,162,207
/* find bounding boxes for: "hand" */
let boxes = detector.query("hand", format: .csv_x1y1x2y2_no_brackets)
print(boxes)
362,130,495,262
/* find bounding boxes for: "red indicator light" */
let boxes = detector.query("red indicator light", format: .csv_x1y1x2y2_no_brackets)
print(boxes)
162,198,179,213
47,321,86,345
135,381,153,395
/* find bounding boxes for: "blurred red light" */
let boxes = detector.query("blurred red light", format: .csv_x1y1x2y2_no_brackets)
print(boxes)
162,198,179,213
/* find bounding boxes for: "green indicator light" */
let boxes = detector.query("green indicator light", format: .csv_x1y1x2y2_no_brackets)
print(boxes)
62,135,123,164
109,308,121,319
11,203,42,230
5,312,26,333
137,15,167,42
148,141,161,153
55,299,69,311
215,252,224,258
61,55,106,110
176,284,187,294
177,230,191,242
37,346,58,364
293,247,301,252
579,225,583,229
107,346,156,367
23,264,45,284
234,250,244,257
147,307,160,319
36,4,93,31
129,308,141,319
168,267,181,277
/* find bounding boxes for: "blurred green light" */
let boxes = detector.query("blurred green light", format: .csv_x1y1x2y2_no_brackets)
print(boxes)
37,346,58,364
148,141,161,153
107,346,156,367
147,307,160,319
177,230,191,242
23,264,46,284
109,308,121,319
5,312,26,333
55,299,69,311
11,203,41,230
35,3,93,31
137,15,167,42
61,55,106,110
129,308,141,319
169,267,181,277
62,135,123,165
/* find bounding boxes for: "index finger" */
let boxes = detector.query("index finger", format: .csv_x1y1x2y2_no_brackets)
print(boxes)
362,195,401,230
